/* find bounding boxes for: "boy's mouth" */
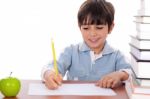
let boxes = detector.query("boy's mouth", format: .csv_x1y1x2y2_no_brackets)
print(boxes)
89,38,100,43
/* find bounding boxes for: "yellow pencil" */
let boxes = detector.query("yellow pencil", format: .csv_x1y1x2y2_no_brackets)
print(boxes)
51,38,58,76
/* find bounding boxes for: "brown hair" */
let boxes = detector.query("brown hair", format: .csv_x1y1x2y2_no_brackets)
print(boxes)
78,0,115,31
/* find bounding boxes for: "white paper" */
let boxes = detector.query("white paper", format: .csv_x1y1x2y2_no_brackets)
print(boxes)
28,83,116,96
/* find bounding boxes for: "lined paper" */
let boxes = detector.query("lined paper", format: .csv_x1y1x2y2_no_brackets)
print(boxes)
28,83,116,96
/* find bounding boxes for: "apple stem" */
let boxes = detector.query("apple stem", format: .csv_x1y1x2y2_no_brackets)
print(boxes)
9,72,12,77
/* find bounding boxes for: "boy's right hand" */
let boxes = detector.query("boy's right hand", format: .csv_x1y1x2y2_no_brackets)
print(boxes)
44,70,63,90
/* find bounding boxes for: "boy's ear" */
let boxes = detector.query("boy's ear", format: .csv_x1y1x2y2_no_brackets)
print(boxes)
108,22,115,34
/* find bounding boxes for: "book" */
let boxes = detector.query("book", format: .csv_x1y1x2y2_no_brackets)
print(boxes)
135,16,150,23
131,31,150,40
131,71,150,87
137,31,150,40
135,22,150,33
137,9,150,16
125,79,150,99
130,53,150,79
130,35,150,50
136,78,150,87
130,44,150,60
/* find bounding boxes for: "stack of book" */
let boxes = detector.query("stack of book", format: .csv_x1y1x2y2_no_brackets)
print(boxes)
126,0,150,99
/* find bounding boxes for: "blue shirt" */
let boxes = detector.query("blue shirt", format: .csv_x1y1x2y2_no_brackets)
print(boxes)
48,41,131,81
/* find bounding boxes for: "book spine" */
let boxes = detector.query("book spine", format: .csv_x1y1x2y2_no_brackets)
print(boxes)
130,36,150,50
137,31,150,40
130,53,150,79
136,23,150,33
130,44,150,60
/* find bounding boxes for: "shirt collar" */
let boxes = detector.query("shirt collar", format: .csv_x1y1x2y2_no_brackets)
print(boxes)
79,41,115,55
79,42,91,52
102,41,115,55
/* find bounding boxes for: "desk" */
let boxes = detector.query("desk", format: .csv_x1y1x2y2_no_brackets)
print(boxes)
0,80,129,99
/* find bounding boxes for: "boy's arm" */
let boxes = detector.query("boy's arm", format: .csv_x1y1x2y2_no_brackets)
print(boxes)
96,69,131,88
41,45,73,82
115,50,132,81
119,69,132,82
96,50,133,88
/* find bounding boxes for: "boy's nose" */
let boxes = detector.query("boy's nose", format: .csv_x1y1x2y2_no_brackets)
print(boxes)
89,32,97,36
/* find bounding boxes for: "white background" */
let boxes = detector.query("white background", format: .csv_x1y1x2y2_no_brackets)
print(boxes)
0,0,140,80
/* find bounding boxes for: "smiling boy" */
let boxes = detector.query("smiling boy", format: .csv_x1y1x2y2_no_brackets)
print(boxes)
41,0,131,90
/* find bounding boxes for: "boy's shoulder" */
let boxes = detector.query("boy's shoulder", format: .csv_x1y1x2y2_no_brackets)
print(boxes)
107,43,128,57
103,41,120,54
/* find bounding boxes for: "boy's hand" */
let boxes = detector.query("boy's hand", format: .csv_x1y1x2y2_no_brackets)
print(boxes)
44,70,63,90
96,71,129,88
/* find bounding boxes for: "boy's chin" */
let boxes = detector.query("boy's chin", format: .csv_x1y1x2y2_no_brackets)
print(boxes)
90,46,101,50
89,44,101,49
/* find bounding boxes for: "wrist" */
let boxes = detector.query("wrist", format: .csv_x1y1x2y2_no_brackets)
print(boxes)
119,71,129,81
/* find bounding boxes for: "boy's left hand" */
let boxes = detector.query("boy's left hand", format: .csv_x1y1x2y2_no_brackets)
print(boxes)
95,71,127,88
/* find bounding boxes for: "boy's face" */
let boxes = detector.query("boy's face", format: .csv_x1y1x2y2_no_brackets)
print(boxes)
80,24,113,54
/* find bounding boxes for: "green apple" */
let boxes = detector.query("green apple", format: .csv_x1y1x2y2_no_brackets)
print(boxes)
0,77,21,97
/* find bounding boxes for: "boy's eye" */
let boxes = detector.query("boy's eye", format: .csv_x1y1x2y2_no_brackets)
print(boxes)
81,26,89,30
83,27,89,30
96,27,103,29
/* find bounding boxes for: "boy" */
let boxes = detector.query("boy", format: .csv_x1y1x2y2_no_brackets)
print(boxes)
41,0,131,90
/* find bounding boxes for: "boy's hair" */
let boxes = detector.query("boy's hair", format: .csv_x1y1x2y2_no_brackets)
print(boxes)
78,0,115,31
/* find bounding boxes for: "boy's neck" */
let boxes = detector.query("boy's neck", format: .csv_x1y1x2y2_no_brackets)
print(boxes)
93,44,105,54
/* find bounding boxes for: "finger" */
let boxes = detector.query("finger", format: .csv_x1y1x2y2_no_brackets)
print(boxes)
101,76,112,88
98,78,106,88
95,80,101,86
49,77,59,89
45,74,59,89
106,79,113,88
45,81,57,90
102,78,108,88
99,80,103,87
58,74,63,82
54,74,63,86
111,80,118,88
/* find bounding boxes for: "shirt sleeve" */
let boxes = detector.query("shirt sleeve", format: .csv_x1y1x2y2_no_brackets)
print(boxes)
115,50,133,82
119,68,133,82
115,50,132,70
41,45,73,81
